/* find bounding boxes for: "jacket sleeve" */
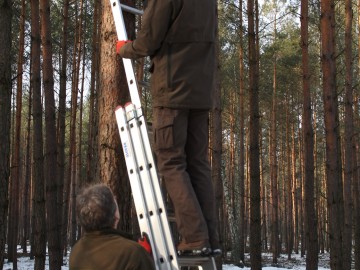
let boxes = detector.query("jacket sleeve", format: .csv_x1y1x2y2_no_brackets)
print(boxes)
119,0,174,59
130,244,156,270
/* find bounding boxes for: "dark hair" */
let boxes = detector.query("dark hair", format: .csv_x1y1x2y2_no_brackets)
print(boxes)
76,184,117,232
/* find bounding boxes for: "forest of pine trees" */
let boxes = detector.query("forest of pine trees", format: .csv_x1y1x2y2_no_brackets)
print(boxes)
1,0,360,269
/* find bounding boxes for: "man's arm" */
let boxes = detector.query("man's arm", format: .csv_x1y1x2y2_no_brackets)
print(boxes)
119,0,173,59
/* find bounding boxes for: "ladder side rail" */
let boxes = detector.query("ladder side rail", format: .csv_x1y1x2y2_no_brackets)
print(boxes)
110,0,142,108
115,107,163,269
126,106,178,269
110,1,179,268
132,106,179,264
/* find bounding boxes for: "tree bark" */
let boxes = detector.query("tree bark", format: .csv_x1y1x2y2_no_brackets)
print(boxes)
30,0,46,268
86,0,100,185
320,0,345,268
285,100,293,260
248,0,261,267
7,0,25,266
354,95,360,270
57,0,70,255
238,0,246,262
22,70,32,254
210,6,223,266
301,0,318,268
99,0,133,232
343,0,354,268
0,0,12,267
270,8,279,261
40,0,62,267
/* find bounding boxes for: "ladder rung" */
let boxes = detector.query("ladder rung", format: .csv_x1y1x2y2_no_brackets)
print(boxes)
138,80,150,88
120,3,143,15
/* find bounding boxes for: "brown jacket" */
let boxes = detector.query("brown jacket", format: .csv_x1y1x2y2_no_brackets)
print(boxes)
119,0,216,109
69,229,155,270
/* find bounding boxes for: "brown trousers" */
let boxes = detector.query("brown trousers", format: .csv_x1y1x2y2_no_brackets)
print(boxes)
152,107,219,248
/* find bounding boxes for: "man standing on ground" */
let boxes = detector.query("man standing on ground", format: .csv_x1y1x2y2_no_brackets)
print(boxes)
117,0,220,256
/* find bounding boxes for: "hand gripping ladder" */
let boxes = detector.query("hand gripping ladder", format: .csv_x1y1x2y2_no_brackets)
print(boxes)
110,1,217,269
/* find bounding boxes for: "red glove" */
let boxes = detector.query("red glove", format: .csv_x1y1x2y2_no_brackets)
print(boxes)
116,40,130,54
138,233,152,255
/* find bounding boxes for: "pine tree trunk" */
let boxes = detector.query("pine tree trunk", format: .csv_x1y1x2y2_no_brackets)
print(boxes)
355,3,360,267
320,0,345,268
30,0,46,268
228,92,241,264
0,0,12,267
63,3,81,251
299,131,305,257
260,130,267,251
7,0,25,266
356,3,360,267
40,0,62,267
301,0,318,267
270,15,279,261
210,13,223,266
22,75,32,253
99,0,133,232
70,0,85,246
86,0,100,185
285,101,293,259
248,0,261,267
354,94,360,270
238,0,246,261
57,0,69,255
343,0,354,268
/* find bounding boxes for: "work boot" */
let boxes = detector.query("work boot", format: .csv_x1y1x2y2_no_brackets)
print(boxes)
177,239,212,256
211,248,222,256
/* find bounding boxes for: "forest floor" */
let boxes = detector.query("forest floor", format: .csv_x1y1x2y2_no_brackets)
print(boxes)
223,251,331,269
3,246,332,270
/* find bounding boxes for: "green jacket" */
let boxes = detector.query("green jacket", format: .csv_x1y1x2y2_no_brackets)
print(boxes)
69,229,155,270
119,0,216,109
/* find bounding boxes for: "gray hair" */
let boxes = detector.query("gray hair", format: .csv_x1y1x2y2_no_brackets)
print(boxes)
76,184,117,232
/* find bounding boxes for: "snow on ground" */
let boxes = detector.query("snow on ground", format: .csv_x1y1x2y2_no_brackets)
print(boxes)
3,246,331,270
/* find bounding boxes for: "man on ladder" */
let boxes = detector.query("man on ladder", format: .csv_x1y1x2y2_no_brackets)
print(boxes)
116,0,221,257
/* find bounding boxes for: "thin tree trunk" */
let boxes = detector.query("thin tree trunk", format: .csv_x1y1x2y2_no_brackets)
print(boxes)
354,94,360,270
301,0,318,267
86,0,100,185
30,0,46,268
211,6,223,266
285,99,292,260
70,0,85,246
260,128,267,252
0,0,12,267
343,0,354,268
228,91,240,264
22,77,32,254
270,10,279,260
8,0,25,266
292,124,299,254
355,3,360,267
299,125,305,257
57,0,70,255
320,0,344,268
40,0,61,267
238,0,245,262
62,2,81,252
248,0,261,267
